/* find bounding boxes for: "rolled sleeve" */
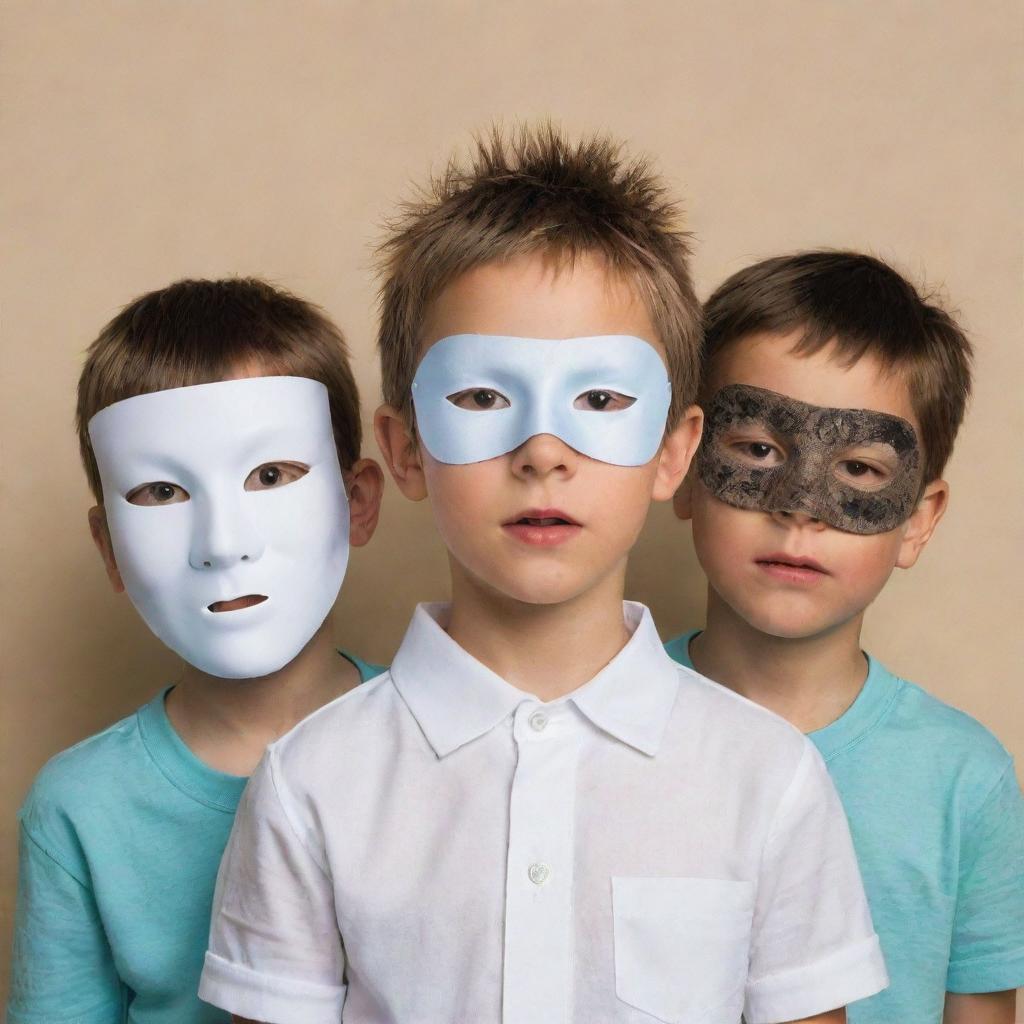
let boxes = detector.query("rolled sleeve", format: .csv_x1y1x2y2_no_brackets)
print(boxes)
945,761,1024,993
199,748,346,1024
745,741,889,1023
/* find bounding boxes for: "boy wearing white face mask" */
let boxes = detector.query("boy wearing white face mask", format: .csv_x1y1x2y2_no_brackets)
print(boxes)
203,129,887,1024
7,279,385,1024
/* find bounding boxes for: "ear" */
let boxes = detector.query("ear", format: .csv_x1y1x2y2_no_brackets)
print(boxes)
896,479,948,569
88,505,125,593
373,404,428,501
345,457,385,548
651,404,703,503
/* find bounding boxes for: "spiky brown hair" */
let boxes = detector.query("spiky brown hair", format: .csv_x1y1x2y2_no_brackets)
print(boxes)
376,124,701,428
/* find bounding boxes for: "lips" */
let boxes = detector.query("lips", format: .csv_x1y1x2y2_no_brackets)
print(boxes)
505,507,582,528
207,594,268,613
755,552,829,583
502,508,582,547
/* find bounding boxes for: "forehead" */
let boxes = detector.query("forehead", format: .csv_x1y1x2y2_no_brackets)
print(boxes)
89,376,332,462
419,251,662,356
708,330,918,428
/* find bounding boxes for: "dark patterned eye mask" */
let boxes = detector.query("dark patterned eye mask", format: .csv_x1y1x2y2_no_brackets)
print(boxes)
697,384,923,534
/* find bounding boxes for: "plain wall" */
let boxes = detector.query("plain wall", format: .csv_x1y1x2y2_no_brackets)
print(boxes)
2,0,1021,1005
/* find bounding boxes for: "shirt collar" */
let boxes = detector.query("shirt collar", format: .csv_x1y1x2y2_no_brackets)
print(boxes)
390,601,680,759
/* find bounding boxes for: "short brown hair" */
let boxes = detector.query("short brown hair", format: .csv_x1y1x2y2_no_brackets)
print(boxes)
77,277,362,502
702,251,972,482
376,124,701,427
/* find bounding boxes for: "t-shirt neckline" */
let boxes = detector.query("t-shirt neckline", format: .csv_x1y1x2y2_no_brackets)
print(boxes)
137,687,249,813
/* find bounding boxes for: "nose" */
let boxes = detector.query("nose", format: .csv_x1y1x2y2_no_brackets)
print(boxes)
769,505,827,530
188,491,266,570
510,433,578,479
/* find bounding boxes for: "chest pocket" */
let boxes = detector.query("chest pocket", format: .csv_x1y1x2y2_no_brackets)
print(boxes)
612,876,754,1023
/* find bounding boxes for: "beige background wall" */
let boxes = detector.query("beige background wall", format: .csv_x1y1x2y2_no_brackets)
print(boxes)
2,0,1021,1004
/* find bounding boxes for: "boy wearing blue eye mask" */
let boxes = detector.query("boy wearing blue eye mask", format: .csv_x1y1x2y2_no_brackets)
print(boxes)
669,251,1024,1023
8,279,386,1024
203,130,887,1023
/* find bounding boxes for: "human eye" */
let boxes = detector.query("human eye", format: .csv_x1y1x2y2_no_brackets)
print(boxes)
835,457,890,489
728,437,785,466
446,388,511,411
126,482,190,506
244,462,310,491
572,389,637,412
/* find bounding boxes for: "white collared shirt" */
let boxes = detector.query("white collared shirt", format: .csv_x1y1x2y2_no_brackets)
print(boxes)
201,603,887,1024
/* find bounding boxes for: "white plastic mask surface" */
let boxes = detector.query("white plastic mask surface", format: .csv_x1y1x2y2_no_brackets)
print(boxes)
411,334,672,466
89,376,349,679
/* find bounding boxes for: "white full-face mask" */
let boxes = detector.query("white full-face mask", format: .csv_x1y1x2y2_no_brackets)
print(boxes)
89,376,349,679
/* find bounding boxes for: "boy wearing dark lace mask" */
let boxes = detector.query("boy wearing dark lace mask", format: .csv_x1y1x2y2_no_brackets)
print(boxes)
669,251,1024,1024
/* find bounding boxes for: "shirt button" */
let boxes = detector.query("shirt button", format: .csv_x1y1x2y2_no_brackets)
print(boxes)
528,711,548,732
528,862,551,885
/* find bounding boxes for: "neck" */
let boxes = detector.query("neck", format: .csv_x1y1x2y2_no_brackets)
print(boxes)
164,617,359,775
689,590,867,733
446,560,632,702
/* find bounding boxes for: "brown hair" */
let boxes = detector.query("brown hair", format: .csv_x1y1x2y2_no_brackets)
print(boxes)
77,277,362,502
702,251,973,482
376,123,701,427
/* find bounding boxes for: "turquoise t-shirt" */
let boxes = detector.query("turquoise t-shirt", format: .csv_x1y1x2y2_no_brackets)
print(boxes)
666,631,1024,1023
7,652,386,1024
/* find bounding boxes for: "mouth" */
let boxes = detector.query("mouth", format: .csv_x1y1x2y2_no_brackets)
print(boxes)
505,508,581,528
207,594,269,613
755,553,829,582
502,508,582,547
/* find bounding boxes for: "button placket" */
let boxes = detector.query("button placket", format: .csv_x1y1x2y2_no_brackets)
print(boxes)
502,704,579,1024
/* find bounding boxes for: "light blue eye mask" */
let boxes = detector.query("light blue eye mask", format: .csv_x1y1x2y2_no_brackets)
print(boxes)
411,334,672,466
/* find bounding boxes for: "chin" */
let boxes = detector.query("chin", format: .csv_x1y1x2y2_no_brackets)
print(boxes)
474,563,594,608
735,602,844,642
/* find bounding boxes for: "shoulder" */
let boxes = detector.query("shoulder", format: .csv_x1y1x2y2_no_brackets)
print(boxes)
270,670,399,772
890,674,1012,776
673,662,810,769
19,702,151,871
23,708,146,814
677,662,806,737
869,668,1016,818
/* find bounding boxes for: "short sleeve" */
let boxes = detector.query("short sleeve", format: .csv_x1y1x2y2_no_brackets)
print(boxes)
946,760,1024,992
198,748,346,1024
7,821,126,1024
744,741,889,1023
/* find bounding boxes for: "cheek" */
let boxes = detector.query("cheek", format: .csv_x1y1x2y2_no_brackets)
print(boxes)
832,533,904,591
689,494,753,566
422,462,501,537
257,479,349,558
106,505,193,586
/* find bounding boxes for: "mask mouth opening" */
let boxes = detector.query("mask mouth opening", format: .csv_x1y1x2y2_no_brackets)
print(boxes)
207,594,269,614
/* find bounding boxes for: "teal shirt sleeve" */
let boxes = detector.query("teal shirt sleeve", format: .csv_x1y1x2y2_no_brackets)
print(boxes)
8,819,127,1024
946,760,1024,993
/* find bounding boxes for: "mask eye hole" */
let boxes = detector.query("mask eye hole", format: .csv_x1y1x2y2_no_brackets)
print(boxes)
573,390,636,412
446,388,511,411
126,482,190,506
726,436,785,467
832,450,895,492
244,462,310,491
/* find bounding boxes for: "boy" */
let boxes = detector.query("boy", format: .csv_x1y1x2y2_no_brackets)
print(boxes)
201,130,887,1023
668,251,1024,1023
7,278,386,1023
